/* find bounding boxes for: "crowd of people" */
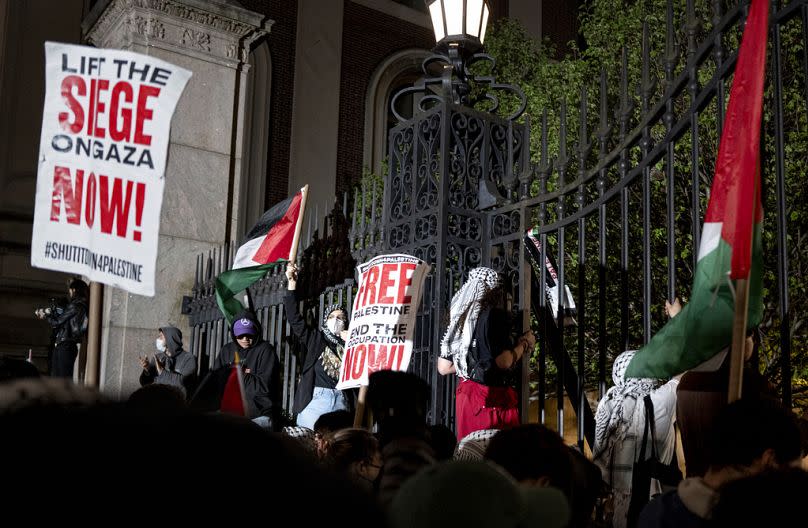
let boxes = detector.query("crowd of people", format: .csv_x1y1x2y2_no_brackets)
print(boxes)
4,268,806,526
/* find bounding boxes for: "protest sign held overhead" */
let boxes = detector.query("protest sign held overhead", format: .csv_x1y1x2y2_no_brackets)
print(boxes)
31,42,191,296
337,254,430,390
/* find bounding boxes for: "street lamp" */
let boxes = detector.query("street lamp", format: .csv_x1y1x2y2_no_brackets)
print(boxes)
428,0,490,54
424,0,491,104
390,0,523,121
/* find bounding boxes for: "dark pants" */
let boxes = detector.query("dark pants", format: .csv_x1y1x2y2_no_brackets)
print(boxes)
51,341,78,378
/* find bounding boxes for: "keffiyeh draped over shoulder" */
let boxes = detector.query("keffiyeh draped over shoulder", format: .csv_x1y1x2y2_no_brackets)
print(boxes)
440,267,501,379
593,350,664,489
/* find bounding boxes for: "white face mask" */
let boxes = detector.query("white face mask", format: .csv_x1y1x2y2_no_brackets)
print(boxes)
155,338,167,353
326,318,345,334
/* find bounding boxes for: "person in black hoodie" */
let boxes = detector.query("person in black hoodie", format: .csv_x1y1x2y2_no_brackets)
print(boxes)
138,326,197,398
284,263,351,429
213,311,281,430
36,278,88,378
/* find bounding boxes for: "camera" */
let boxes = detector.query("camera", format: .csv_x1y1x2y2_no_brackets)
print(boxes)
35,297,67,319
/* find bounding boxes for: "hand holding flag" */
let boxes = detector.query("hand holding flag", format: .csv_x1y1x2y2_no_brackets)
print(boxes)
215,186,308,324
626,0,769,380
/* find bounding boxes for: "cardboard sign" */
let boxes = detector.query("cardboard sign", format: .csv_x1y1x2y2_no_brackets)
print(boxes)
31,42,191,296
337,254,430,389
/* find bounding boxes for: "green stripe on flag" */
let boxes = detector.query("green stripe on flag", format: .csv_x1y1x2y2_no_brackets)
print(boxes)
215,263,276,325
626,224,762,379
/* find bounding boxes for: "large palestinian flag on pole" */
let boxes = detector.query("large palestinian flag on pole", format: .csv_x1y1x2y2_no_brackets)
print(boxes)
626,0,768,378
215,187,306,324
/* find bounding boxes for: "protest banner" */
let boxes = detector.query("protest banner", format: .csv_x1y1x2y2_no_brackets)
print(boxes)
31,42,191,296
525,230,577,326
337,254,430,390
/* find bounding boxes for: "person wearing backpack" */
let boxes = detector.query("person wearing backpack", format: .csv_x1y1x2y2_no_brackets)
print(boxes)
36,278,88,378
437,267,536,439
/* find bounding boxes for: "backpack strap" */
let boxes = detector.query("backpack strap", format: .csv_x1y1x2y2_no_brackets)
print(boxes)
643,394,659,460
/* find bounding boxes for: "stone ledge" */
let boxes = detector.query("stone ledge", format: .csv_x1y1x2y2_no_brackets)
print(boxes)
83,0,272,68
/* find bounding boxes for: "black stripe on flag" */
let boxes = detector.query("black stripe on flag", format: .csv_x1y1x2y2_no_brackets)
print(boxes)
242,194,296,244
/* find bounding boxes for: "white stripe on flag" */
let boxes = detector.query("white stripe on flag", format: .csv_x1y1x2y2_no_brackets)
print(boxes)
697,222,722,262
232,236,265,269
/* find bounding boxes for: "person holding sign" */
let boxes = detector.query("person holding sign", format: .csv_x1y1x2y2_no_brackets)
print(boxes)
284,263,352,429
437,267,536,439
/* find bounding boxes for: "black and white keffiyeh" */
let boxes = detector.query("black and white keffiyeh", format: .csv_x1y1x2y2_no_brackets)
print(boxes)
440,267,502,379
453,428,500,461
282,426,317,453
320,304,345,380
593,350,664,488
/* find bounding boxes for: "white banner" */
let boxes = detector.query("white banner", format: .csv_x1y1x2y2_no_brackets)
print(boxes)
336,254,430,390
31,42,191,296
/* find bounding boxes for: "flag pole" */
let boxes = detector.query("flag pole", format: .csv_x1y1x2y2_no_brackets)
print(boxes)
521,258,532,424
729,158,761,403
234,350,249,414
288,185,309,264
85,281,103,387
353,386,368,429
728,278,750,403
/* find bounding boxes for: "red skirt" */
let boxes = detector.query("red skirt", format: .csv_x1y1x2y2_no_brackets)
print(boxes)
455,378,520,439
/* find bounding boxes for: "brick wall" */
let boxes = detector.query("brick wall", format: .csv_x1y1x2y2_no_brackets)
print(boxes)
335,0,434,197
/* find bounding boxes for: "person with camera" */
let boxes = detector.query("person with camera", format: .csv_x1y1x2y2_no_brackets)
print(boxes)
35,278,88,379
437,267,536,439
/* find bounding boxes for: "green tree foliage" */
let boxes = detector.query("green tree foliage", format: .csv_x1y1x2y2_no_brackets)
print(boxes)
479,1,807,410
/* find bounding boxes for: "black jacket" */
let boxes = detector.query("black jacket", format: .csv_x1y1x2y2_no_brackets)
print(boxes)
46,296,88,344
283,291,353,414
140,326,197,397
213,311,281,420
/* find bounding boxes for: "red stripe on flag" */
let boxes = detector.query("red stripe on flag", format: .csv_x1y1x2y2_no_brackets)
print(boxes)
220,367,245,416
251,192,302,265
703,0,768,279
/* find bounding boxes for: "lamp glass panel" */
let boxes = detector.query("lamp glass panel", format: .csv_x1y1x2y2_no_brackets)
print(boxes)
429,1,445,41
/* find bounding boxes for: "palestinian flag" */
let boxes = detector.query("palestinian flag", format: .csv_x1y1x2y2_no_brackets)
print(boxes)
215,187,306,324
626,0,768,378
220,351,249,416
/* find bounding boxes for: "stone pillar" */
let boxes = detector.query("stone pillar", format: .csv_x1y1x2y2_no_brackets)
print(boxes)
82,0,269,398
288,0,344,210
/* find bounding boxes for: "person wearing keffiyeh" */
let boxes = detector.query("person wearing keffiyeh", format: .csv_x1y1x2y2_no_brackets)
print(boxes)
437,267,536,438
592,350,679,528
284,263,353,429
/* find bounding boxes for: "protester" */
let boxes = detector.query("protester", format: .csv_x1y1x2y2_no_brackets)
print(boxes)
437,267,536,438
213,311,281,429
592,350,679,528
284,262,352,429
389,460,570,528
367,370,436,507
638,398,803,528
36,278,88,378
314,409,354,456
676,329,778,477
138,325,196,397
323,428,383,493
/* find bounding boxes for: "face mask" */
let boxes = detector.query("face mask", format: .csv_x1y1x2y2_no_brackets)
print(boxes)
326,318,345,334
155,338,167,353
